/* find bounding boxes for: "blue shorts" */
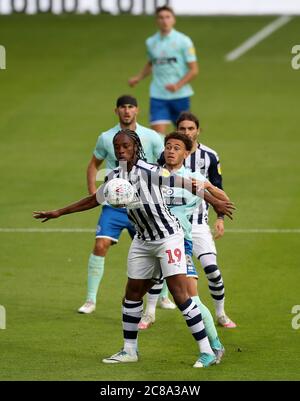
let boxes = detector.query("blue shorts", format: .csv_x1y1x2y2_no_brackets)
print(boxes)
185,239,198,278
150,97,190,126
96,205,136,242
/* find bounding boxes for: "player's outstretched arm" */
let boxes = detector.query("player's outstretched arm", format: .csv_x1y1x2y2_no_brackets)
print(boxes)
177,175,235,219
203,191,235,220
192,178,234,221
157,171,235,219
203,181,229,201
203,181,235,223
190,178,229,201
33,193,100,223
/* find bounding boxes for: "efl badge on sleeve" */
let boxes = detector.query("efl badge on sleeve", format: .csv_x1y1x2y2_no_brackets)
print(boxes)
160,168,171,178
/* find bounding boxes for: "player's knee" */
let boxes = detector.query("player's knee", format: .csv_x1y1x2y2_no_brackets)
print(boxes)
125,279,149,301
93,238,112,256
125,287,143,302
171,289,189,306
167,277,189,305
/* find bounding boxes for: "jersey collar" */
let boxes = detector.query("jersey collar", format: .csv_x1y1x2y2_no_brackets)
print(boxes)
158,29,176,40
116,122,140,132
163,163,185,175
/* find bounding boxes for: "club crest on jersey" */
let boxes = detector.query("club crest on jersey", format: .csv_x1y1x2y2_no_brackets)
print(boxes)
129,174,139,185
196,159,205,169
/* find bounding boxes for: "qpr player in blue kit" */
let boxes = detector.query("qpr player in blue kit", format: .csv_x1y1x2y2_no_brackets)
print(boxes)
128,6,198,135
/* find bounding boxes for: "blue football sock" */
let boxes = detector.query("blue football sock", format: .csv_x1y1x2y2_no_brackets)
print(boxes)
87,254,105,303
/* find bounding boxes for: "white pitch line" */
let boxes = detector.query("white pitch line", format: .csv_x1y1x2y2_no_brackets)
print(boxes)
0,228,300,234
225,15,293,62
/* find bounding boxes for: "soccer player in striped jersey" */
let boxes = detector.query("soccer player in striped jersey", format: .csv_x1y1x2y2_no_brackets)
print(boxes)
78,95,176,314
33,129,234,368
177,111,236,328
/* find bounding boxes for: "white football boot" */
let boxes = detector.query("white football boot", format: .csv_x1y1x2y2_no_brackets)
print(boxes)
102,349,138,364
138,313,155,330
158,296,176,310
78,300,96,314
217,314,237,328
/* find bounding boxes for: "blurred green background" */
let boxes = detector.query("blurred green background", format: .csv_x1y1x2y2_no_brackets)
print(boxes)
0,14,299,380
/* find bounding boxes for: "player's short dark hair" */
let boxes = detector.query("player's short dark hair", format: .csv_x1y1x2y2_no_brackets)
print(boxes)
155,6,175,16
176,111,200,129
164,131,193,152
116,95,138,108
113,129,146,161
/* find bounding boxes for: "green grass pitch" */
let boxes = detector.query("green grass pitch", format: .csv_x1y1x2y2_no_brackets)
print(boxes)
0,14,300,381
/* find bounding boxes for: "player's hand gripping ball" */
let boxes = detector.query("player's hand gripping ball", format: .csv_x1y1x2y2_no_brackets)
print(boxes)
104,178,135,208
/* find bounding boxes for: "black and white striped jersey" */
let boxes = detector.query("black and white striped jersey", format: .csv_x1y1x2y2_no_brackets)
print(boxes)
99,159,181,241
184,143,223,225
158,143,223,225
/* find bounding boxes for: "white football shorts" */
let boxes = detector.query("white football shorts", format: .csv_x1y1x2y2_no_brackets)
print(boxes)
127,230,187,280
192,223,217,259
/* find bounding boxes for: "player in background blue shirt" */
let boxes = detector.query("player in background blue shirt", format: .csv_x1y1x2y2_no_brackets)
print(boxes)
128,5,198,135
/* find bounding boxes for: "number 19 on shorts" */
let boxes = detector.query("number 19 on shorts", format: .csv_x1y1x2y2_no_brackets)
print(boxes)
165,248,182,264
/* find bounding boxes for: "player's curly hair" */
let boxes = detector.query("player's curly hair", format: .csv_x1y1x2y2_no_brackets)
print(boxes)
113,129,146,161
165,131,193,151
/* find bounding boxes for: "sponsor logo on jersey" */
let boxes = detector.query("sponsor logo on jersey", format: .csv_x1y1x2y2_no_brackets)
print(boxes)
153,57,178,65
165,188,174,196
